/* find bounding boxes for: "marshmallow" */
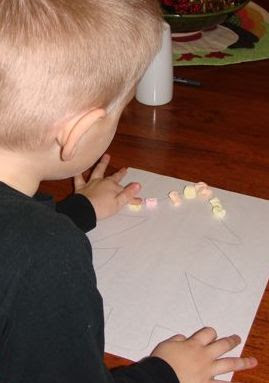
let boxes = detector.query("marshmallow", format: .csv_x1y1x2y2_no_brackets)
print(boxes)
183,185,197,199
197,186,214,201
209,197,222,208
128,203,142,212
194,181,213,201
212,206,226,219
145,198,158,208
195,181,208,192
168,191,182,207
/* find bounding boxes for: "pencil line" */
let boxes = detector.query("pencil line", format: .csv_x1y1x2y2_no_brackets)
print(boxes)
185,272,204,326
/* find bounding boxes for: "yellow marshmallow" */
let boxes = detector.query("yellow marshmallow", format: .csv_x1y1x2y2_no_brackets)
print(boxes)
128,203,142,212
183,185,197,199
209,197,222,208
212,206,226,219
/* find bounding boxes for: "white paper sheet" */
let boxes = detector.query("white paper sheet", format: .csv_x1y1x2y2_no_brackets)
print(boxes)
87,168,269,380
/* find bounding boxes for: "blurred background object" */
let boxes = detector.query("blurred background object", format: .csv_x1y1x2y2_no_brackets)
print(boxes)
161,0,250,33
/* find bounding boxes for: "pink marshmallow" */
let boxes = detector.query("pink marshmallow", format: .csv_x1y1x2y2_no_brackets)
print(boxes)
195,181,208,192
197,186,214,201
145,198,158,208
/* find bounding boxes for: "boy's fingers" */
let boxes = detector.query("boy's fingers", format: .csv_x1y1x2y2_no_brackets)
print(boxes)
116,183,141,208
208,335,241,358
90,154,110,180
109,167,127,183
74,174,86,190
188,327,217,346
167,334,187,342
213,356,258,376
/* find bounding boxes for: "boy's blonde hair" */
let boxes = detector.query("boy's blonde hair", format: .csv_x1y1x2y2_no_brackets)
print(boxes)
0,0,162,150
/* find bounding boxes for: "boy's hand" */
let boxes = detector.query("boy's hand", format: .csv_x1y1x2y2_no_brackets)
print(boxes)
151,327,257,383
74,154,141,220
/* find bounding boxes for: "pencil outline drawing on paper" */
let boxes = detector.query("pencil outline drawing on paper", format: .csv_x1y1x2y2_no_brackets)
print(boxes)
90,195,248,354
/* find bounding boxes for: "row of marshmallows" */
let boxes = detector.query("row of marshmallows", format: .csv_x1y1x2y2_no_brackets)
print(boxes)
128,181,226,219
180,182,226,219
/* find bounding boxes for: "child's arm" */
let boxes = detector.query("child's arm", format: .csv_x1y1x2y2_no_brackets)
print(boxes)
56,193,97,232
150,327,257,383
5,205,257,383
55,154,140,232
112,329,257,383
4,216,176,383
74,153,142,220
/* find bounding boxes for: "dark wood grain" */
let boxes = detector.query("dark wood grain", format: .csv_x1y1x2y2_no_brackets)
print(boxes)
39,1,269,381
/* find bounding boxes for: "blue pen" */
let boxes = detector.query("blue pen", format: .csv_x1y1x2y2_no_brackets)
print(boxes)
173,76,201,87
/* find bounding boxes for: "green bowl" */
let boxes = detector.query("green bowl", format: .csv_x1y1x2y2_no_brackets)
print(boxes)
163,0,249,33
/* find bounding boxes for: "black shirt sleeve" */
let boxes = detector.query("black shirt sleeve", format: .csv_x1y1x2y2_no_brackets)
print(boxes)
1,225,105,383
1,216,179,383
34,191,96,233
56,193,97,233
111,357,179,383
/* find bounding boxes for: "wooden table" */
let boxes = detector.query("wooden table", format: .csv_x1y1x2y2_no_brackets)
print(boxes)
40,1,269,381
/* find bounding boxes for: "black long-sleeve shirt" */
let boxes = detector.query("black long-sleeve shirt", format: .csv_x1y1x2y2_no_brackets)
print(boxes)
0,182,179,383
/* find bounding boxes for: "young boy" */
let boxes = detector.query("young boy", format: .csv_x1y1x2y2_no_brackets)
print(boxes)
0,1,257,382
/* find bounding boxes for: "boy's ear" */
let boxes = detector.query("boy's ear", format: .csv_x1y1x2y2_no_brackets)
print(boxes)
57,108,106,161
